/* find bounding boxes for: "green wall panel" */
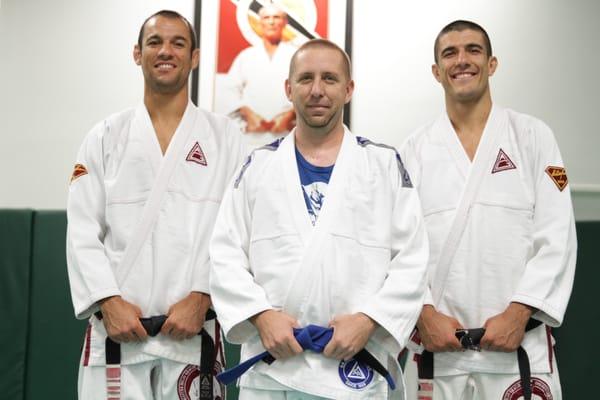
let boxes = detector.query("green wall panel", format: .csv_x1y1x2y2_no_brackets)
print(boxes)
23,211,87,400
553,222,600,399
0,210,33,400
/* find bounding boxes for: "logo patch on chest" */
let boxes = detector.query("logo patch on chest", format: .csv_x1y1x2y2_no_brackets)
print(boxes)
186,142,208,166
492,148,516,174
338,359,374,390
545,166,568,191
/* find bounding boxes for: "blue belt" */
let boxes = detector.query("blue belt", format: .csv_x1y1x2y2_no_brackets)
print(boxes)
217,324,396,390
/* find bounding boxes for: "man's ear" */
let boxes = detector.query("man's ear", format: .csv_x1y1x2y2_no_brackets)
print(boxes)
285,78,292,101
432,63,441,83
488,56,498,76
133,44,142,66
191,48,200,70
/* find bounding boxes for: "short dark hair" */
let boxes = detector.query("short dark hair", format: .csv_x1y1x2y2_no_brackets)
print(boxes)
289,39,352,80
137,10,197,53
434,20,492,63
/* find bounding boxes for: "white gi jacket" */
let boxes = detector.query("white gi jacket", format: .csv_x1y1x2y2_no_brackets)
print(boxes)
210,128,429,399
401,105,577,375
67,101,245,366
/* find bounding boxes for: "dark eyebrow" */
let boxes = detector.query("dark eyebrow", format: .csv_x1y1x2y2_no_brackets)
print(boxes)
466,43,484,51
440,45,457,55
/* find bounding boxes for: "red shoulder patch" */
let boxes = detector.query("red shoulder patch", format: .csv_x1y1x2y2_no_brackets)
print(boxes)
70,163,88,183
545,166,568,191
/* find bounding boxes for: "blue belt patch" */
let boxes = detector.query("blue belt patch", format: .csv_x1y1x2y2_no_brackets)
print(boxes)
338,358,374,390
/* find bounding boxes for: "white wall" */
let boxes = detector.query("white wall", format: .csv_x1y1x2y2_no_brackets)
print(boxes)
1,0,599,218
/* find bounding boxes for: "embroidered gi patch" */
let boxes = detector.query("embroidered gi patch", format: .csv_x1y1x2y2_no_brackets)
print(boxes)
545,166,568,191
177,362,225,400
186,142,208,166
492,148,516,173
70,163,88,183
502,377,553,400
338,359,374,390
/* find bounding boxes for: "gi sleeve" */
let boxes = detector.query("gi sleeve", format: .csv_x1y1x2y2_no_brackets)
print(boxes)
209,165,273,344
66,123,121,319
510,120,577,327
399,136,436,308
356,152,429,352
190,117,247,295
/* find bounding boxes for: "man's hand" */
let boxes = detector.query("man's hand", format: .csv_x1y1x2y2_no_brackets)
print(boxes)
250,310,303,360
416,305,463,352
239,106,266,133
323,313,378,361
99,296,147,343
480,302,534,352
271,109,296,133
161,292,211,340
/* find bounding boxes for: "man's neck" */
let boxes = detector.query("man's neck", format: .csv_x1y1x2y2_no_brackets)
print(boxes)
143,88,189,154
295,122,344,167
263,38,281,58
445,93,493,161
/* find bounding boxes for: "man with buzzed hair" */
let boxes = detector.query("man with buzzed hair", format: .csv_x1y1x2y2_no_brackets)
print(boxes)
223,3,297,144
210,38,428,399
67,9,244,399
401,20,576,399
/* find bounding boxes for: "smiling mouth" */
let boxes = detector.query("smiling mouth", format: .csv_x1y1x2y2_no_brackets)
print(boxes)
155,63,176,70
451,72,476,80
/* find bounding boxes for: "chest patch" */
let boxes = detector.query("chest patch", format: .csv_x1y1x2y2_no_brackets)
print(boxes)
338,359,374,390
545,166,568,191
186,142,208,166
492,148,516,174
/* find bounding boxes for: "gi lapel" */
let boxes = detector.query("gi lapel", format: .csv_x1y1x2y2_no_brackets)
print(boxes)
115,101,198,286
282,129,354,322
431,105,507,305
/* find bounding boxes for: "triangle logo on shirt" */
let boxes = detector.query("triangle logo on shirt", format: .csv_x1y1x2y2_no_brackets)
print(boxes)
186,142,207,166
491,148,516,174
348,363,367,380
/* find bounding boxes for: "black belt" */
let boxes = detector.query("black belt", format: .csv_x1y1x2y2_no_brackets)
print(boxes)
96,309,217,400
417,319,542,400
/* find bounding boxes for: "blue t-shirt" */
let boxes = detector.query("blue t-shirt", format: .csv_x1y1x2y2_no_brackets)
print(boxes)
295,147,334,225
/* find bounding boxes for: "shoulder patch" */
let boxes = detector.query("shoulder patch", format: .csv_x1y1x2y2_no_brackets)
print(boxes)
233,138,283,188
355,136,413,188
70,163,88,183
545,166,568,191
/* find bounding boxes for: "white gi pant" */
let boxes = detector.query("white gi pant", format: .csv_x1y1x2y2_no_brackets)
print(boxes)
403,350,562,400
78,358,208,400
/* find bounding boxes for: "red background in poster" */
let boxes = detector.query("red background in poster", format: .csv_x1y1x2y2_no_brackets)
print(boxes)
216,0,329,73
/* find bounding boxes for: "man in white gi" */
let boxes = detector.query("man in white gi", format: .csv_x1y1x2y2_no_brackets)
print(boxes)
401,20,576,400
67,10,244,399
222,3,296,142
210,39,429,399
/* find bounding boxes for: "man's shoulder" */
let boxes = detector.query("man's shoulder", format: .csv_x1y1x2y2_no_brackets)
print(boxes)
501,107,555,141
353,135,413,188
233,137,285,189
87,107,136,141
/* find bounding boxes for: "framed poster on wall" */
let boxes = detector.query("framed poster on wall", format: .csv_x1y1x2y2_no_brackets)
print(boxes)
194,0,353,149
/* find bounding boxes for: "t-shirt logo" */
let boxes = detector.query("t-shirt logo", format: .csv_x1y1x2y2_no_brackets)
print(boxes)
545,166,568,191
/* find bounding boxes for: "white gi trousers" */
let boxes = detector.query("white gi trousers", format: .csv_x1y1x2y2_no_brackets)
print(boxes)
403,350,562,400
